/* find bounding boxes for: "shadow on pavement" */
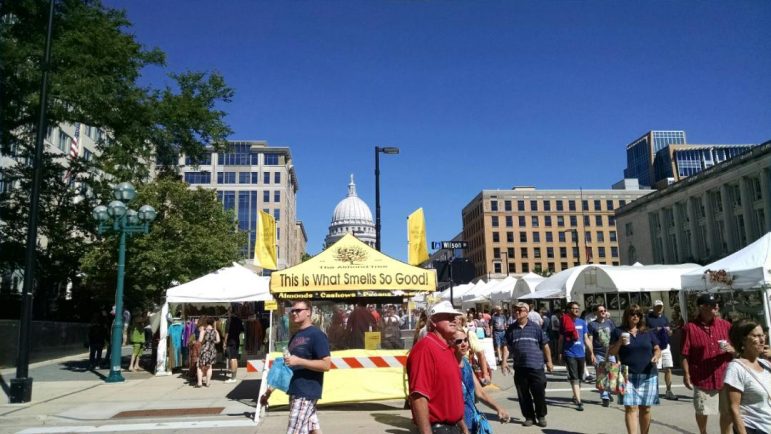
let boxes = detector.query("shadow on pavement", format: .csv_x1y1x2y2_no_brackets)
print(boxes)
371,412,412,434
59,360,108,380
0,373,9,400
226,379,261,402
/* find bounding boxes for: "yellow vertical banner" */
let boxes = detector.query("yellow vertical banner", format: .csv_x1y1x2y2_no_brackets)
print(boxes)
407,208,429,266
253,210,277,270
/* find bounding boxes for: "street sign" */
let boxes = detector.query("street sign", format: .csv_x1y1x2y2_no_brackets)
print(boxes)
431,241,469,250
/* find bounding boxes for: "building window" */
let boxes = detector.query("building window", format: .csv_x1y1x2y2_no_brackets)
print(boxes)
546,232,553,242
530,200,538,211
609,215,615,225
494,262,501,274
492,232,500,242
274,172,281,184
518,216,526,226
595,215,603,226
184,171,211,184
239,172,250,184
185,153,212,165
251,172,260,183
611,246,619,257
505,216,513,227
218,143,256,165
491,216,499,227
573,247,579,258
274,190,281,202
518,200,525,211
58,130,69,152
531,216,539,227
506,232,514,243
620,200,627,207
585,231,592,242
264,153,279,165
598,247,606,258
533,232,541,242
558,231,566,242
557,215,565,227
273,209,280,221
569,200,576,211
610,231,617,242
560,247,567,257
582,200,589,211
521,247,529,258
83,148,93,162
583,215,590,226
508,247,515,258
520,232,527,242
597,231,604,242
534,247,541,259
594,199,601,211
263,191,270,202
522,263,529,273
560,262,568,270
491,200,498,211
556,200,564,211
544,216,552,226
606,200,614,210
264,172,271,184
544,201,551,211
217,172,236,184
570,215,577,227
547,247,554,258
504,200,512,211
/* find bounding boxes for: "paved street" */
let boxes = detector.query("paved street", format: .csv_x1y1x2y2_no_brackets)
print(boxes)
1,351,719,434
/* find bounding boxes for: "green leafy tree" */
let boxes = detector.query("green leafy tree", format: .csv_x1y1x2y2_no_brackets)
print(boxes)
0,1,234,317
81,177,247,309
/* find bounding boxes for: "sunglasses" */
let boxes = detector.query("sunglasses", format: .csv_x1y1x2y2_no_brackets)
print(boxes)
290,308,308,314
630,312,642,317
453,338,469,345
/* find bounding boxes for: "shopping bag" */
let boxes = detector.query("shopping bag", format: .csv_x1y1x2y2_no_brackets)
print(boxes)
266,357,293,392
613,364,628,396
598,361,624,395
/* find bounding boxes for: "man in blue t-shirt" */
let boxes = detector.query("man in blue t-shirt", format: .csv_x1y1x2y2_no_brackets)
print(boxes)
260,300,331,434
647,299,677,400
587,304,616,406
558,301,593,411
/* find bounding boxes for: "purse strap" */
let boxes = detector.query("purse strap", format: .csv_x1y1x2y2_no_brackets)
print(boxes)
736,359,771,401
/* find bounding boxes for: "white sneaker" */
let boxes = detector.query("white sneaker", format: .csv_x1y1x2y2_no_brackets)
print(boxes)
225,378,237,383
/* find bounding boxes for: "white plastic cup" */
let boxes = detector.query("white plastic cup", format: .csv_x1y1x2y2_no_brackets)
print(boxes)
718,340,728,352
621,332,631,346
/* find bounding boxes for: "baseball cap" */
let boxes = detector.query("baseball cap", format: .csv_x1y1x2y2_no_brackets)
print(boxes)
429,301,463,318
514,302,529,311
653,300,664,307
696,293,719,306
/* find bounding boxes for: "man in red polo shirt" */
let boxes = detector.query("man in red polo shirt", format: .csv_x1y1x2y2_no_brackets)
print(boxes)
681,293,734,434
407,301,467,434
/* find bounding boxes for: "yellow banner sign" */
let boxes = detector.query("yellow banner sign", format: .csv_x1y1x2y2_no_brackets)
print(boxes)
264,299,278,311
364,332,382,350
271,234,436,293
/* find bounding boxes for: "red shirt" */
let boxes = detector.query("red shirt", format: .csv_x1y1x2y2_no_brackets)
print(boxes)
681,316,732,391
407,332,464,425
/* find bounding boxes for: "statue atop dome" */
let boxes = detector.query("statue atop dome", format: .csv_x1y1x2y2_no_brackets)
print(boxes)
325,174,376,249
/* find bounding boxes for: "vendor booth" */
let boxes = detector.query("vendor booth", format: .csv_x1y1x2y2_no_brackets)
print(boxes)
490,276,518,305
518,266,591,312
259,233,436,412
512,272,546,301
154,263,272,375
681,232,771,329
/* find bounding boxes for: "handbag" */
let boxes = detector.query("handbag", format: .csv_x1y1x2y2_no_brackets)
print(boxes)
596,361,626,395
266,357,293,392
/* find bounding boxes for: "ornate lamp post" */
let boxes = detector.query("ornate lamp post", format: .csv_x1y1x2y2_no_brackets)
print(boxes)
374,146,399,251
92,182,156,383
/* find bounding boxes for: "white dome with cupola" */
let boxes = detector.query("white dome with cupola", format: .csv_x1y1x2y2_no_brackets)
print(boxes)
325,174,376,248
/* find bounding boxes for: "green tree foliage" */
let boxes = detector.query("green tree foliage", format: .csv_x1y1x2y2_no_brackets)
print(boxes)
0,1,236,317
81,177,247,309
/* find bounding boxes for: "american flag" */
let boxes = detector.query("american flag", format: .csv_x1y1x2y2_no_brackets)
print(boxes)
69,123,80,159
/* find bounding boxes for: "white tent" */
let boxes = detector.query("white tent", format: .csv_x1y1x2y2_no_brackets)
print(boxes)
681,233,771,291
438,283,475,305
490,276,518,304
570,263,701,299
462,279,500,306
512,272,546,300
519,265,595,301
155,263,272,375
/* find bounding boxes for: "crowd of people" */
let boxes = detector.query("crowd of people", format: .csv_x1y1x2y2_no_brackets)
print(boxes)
403,295,771,434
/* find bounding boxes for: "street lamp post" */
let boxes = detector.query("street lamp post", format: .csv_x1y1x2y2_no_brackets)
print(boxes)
92,182,156,383
374,146,399,251
561,228,580,265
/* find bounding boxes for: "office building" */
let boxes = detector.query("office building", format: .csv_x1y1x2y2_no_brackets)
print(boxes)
624,130,687,188
616,141,771,265
461,186,652,279
179,140,305,269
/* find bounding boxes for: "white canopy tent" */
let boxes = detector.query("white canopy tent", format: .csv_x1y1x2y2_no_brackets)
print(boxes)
519,265,594,302
490,276,518,304
570,263,700,299
462,279,500,307
438,283,475,305
155,263,272,375
681,233,771,329
512,272,546,301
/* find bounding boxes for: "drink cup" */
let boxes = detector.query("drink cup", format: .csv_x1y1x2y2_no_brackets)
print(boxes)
621,332,631,346
718,340,728,352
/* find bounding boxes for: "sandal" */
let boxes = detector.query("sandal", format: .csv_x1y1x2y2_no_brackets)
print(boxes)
194,384,201,388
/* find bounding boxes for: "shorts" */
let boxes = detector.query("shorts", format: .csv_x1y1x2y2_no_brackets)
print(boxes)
693,387,729,416
493,331,506,347
565,356,585,383
656,347,673,369
287,396,320,434
132,343,144,357
623,373,660,407
226,342,239,360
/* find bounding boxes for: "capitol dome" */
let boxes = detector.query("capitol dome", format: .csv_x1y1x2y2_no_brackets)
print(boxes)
325,175,376,248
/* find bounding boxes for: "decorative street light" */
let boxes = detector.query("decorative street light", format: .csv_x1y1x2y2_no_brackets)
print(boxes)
374,146,399,251
92,182,156,383
560,228,581,265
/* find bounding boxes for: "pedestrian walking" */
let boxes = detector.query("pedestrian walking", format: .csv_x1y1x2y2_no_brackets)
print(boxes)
647,299,677,400
260,300,331,434
722,319,771,434
558,301,592,411
609,304,662,434
587,304,616,407
490,306,507,368
224,309,244,383
127,316,146,372
502,302,553,427
88,313,108,370
407,300,467,434
196,316,220,387
681,293,734,434
453,329,509,433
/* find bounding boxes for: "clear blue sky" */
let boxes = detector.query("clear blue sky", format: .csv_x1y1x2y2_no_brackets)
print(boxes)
106,0,770,260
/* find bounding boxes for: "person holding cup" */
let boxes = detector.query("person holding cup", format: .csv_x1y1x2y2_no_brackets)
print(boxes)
609,304,662,434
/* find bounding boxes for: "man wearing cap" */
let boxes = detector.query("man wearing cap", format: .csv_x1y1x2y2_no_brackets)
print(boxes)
490,306,508,369
647,299,676,400
502,302,553,427
681,294,734,434
407,301,468,434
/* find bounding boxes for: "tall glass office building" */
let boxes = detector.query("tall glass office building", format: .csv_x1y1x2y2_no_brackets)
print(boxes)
179,141,305,269
624,130,687,188
653,144,756,185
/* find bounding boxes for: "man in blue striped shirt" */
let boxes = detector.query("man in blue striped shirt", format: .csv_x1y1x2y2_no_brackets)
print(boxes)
502,302,554,428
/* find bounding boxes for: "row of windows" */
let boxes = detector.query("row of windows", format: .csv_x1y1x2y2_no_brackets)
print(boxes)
184,171,282,185
491,214,616,228
207,144,283,166
492,259,621,275
216,191,282,221
492,230,617,243
493,245,619,261
490,198,628,213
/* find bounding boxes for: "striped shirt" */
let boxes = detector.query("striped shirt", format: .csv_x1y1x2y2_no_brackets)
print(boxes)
505,320,549,370
681,317,732,391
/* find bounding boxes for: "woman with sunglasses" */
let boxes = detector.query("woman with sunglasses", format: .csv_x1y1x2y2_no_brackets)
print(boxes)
452,329,509,433
609,304,661,434
723,319,771,434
